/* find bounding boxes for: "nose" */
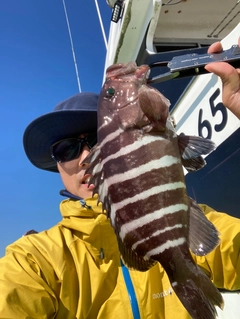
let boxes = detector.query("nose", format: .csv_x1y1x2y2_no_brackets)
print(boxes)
78,147,90,167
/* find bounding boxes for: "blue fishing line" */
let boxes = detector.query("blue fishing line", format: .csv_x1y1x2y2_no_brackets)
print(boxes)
120,259,141,319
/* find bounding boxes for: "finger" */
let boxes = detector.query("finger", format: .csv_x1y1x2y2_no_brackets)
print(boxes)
205,62,240,117
207,41,222,54
204,62,236,82
205,62,239,98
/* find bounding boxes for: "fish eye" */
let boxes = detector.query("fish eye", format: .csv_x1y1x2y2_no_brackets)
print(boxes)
106,87,115,98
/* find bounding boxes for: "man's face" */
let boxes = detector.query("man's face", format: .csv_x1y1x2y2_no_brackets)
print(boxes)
56,135,95,199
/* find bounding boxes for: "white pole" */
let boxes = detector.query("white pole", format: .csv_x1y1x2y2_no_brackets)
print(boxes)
94,0,108,50
62,0,82,92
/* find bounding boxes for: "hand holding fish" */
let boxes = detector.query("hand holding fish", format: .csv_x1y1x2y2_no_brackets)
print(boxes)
205,38,240,119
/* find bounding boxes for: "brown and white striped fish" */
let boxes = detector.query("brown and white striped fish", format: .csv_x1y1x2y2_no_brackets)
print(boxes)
84,62,224,319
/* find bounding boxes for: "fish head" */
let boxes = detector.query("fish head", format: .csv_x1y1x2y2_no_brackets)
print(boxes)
99,62,170,132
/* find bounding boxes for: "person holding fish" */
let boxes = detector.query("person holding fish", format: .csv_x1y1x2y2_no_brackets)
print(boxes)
0,44,240,319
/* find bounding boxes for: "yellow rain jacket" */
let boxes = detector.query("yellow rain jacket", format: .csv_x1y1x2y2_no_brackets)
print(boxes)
0,196,239,319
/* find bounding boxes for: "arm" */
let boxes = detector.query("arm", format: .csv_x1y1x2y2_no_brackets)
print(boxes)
205,39,240,119
193,204,240,290
0,238,58,318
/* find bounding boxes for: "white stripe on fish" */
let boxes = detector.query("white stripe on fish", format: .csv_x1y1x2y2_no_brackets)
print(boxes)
144,237,186,260
106,155,181,187
118,203,188,240
132,223,184,250
100,134,165,167
98,126,123,146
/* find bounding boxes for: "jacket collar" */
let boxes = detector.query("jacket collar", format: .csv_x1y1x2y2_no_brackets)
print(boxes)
59,196,118,257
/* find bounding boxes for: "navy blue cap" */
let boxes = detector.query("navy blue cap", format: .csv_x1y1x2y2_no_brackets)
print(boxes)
23,92,98,173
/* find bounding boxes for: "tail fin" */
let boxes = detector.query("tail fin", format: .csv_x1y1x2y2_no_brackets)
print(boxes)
171,265,224,319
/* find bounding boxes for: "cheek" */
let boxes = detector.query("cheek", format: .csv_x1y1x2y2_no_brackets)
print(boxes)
58,163,80,193
57,160,81,182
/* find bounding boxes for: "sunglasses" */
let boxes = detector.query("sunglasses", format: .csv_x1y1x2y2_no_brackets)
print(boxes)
51,133,97,163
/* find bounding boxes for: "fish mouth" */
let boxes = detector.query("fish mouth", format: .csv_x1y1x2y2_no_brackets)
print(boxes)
135,65,150,83
106,62,150,83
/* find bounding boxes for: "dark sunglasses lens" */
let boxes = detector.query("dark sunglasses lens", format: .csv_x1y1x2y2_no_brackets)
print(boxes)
87,133,98,148
52,139,82,162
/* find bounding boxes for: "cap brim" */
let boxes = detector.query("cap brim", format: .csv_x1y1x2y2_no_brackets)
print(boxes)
23,109,97,172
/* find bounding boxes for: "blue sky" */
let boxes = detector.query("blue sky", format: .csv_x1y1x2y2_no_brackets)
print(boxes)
0,0,111,256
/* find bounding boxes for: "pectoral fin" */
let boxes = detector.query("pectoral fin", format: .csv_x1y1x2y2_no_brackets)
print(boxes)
178,135,216,172
188,198,220,256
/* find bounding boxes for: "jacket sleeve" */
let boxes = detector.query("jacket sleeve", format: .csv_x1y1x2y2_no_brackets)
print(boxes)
0,237,58,318
193,204,240,290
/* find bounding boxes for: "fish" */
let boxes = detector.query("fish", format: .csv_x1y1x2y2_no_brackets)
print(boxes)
84,61,224,319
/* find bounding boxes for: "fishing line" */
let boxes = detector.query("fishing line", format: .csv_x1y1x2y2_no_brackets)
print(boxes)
62,0,82,92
